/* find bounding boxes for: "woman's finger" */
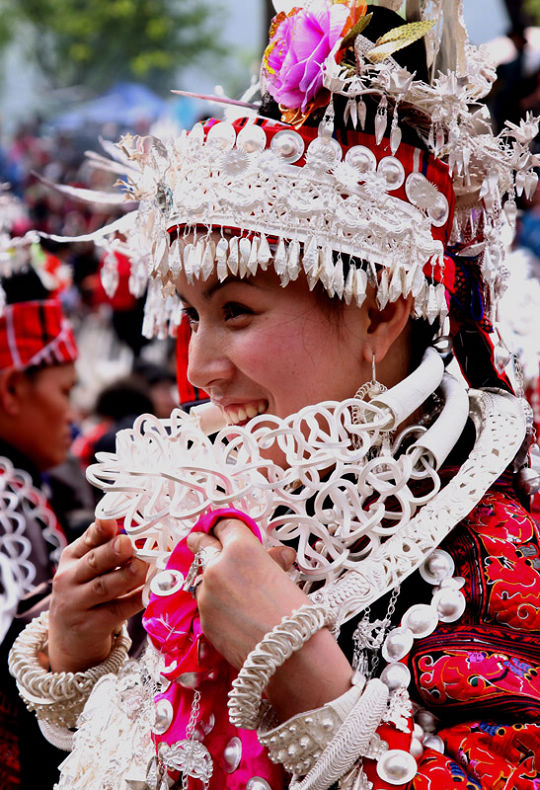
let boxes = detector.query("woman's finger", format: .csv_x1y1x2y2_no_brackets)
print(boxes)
82,557,148,606
212,517,260,547
107,585,146,622
52,557,147,618
186,530,223,555
267,545,296,572
67,519,119,560
72,533,135,585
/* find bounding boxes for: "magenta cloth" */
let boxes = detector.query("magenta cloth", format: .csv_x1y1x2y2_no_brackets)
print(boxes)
143,508,285,789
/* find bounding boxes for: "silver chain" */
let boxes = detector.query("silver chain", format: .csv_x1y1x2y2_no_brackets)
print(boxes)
352,586,400,678
181,690,206,790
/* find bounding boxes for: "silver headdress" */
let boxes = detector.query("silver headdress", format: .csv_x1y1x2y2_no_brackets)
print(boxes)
42,0,538,352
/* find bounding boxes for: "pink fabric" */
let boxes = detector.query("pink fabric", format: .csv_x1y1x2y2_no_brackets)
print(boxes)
143,508,285,789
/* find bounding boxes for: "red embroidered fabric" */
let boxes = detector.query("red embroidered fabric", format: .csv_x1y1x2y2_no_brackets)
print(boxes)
405,487,540,788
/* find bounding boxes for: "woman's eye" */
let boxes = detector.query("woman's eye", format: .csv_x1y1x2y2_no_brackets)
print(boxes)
223,302,252,322
182,307,199,326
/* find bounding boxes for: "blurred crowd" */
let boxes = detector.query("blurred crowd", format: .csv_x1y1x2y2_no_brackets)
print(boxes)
0,116,180,533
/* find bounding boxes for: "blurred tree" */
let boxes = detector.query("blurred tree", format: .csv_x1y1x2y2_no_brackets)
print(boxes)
0,0,224,93
511,0,535,26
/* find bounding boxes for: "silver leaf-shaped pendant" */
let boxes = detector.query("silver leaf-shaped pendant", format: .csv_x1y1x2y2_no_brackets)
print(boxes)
162,739,213,782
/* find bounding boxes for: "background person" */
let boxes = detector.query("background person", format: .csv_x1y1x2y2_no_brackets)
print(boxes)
0,266,79,789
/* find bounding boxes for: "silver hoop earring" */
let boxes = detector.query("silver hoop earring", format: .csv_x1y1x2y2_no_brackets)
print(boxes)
354,353,387,402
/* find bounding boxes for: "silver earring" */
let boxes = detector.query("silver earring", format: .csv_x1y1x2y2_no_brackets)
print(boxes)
354,353,387,402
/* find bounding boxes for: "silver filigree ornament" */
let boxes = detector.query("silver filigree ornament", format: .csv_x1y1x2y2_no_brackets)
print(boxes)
160,739,213,783
218,148,250,177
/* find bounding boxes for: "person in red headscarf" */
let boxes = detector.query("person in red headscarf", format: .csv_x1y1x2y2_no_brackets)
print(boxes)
0,267,80,790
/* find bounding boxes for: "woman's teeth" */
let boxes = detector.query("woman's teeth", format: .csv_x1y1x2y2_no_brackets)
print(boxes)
225,401,267,425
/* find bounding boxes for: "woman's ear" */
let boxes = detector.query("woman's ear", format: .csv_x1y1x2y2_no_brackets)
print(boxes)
0,368,29,416
362,291,414,385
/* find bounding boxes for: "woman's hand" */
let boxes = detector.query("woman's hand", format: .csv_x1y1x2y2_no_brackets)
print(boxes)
48,519,148,673
187,518,353,721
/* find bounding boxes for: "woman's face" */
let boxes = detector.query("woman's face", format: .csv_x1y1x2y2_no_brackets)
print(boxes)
11,362,77,470
179,266,372,427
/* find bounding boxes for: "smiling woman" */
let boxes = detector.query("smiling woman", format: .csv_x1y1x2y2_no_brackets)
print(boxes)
178,261,411,430
8,2,540,789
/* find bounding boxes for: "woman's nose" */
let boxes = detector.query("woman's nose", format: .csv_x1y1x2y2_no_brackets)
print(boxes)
187,327,233,391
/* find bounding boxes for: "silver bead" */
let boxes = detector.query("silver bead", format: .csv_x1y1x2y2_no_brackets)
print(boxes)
423,734,445,754
197,713,215,737
405,172,430,205
413,723,424,740
152,698,173,735
428,194,449,227
432,588,466,623
344,145,377,175
206,121,237,150
377,156,405,190
150,569,184,597
176,672,201,688
380,661,411,690
246,778,272,790
381,627,414,663
223,736,242,773
377,749,417,785
415,709,437,732
439,578,466,598
402,604,439,639
419,549,455,585
270,129,305,163
237,124,267,154
409,738,424,759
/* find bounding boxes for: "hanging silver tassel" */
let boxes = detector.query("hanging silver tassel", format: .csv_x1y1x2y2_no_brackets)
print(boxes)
375,96,388,145
227,236,239,275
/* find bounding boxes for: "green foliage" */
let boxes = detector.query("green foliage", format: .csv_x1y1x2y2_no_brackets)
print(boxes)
524,0,540,23
0,0,225,93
